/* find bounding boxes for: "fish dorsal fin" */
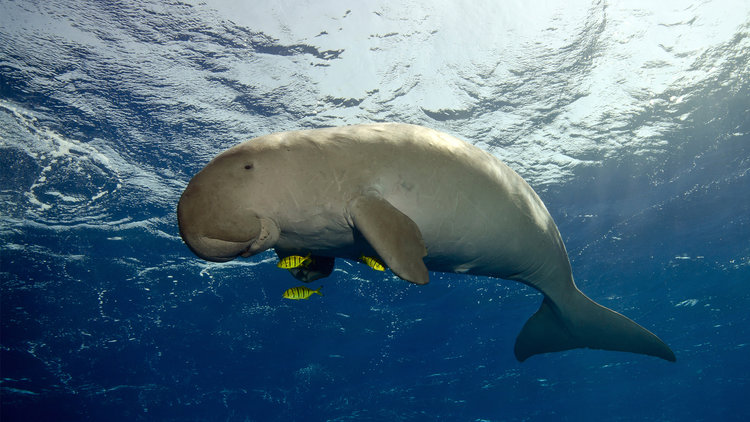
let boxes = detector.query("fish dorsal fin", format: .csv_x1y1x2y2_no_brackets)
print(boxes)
347,194,428,284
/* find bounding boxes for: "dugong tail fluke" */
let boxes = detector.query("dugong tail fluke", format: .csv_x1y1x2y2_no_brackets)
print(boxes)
514,289,677,362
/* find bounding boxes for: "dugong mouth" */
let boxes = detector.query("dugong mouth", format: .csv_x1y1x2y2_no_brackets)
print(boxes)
178,211,279,262
182,235,255,263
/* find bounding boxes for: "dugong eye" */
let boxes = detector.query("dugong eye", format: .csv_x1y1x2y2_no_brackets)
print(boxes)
244,164,254,170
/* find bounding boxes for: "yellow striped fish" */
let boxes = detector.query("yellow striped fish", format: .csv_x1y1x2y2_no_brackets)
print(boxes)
282,286,323,300
360,255,385,271
277,253,312,269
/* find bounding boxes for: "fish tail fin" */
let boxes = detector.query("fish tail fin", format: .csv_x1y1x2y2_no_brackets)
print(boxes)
315,286,323,296
514,291,676,362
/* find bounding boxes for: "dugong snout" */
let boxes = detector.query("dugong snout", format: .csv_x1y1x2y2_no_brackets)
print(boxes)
177,177,262,262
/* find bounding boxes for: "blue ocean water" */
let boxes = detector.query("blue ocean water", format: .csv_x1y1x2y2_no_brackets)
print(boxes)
1,1,749,421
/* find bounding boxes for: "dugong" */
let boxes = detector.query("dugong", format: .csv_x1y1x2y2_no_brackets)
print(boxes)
177,123,675,362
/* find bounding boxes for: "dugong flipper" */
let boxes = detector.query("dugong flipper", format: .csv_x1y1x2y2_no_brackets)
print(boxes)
348,193,429,285
177,123,675,362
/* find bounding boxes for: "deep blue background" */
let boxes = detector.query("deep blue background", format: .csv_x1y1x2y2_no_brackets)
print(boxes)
2,1,749,421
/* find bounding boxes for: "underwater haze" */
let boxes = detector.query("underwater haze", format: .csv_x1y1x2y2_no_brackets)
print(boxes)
1,1,749,421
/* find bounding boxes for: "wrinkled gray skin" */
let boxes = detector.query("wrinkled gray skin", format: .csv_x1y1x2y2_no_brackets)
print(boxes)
178,123,675,362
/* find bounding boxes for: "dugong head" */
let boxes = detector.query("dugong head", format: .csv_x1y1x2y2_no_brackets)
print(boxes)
177,146,279,262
